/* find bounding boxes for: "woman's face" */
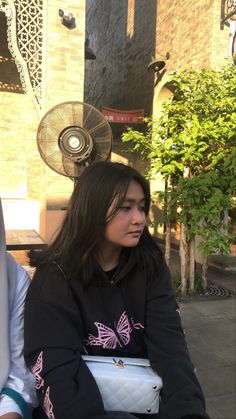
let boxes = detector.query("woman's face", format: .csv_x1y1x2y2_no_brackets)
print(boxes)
102,180,147,251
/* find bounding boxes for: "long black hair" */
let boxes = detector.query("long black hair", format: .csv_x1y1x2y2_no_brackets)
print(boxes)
30,162,162,285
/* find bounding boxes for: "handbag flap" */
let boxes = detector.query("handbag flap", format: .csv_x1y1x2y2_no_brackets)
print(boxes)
82,355,151,367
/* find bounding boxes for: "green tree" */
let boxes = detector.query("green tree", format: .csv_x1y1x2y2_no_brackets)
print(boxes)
122,64,236,292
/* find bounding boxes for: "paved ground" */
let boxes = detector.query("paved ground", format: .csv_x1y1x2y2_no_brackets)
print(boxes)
180,298,235,419
166,247,236,419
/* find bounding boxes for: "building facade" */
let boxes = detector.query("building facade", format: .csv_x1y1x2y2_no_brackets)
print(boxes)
84,0,234,244
85,0,231,122
0,0,234,242
153,0,231,112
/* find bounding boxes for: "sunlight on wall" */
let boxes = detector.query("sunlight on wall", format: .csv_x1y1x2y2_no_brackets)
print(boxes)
2,199,40,231
127,0,135,38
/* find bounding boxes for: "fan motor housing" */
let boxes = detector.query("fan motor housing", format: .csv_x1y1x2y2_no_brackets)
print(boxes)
58,125,94,163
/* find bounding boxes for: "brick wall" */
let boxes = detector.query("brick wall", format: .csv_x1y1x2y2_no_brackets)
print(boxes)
152,0,229,125
45,0,85,110
155,0,229,72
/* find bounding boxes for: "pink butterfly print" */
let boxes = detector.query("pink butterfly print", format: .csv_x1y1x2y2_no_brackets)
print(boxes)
44,386,55,419
85,311,132,349
32,351,44,389
132,322,144,330
130,317,144,330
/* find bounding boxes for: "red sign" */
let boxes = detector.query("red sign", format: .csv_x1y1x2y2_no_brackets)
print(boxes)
101,107,144,124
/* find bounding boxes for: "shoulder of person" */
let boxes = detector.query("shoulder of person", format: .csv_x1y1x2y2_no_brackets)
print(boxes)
6,253,30,312
146,254,173,291
26,261,73,303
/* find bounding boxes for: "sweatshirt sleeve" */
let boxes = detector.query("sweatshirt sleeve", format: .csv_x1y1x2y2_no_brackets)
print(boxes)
0,264,37,416
24,264,137,419
144,259,211,419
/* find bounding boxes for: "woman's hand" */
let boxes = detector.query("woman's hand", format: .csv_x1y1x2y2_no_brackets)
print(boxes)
0,413,22,419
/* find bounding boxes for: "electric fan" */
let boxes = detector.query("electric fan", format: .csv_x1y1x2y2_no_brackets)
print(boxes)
36,101,112,179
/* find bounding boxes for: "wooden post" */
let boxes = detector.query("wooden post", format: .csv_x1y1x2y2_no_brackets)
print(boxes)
180,223,188,293
201,255,208,290
165,223,171,267
164,176,171,267
189,238,195,292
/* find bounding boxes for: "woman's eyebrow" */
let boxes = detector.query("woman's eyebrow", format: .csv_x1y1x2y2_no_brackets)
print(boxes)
123,197,145,203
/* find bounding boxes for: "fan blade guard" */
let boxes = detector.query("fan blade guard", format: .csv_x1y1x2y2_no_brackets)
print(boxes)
37,101,112,178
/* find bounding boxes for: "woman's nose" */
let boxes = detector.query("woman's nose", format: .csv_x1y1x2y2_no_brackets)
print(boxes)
131,208,145,224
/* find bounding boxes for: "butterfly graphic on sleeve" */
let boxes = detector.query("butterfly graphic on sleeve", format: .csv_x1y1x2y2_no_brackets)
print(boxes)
85,311,133,349
31,351,44,389
44,386,55,419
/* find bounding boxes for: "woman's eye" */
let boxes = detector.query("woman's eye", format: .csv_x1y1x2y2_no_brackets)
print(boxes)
120,206,131,211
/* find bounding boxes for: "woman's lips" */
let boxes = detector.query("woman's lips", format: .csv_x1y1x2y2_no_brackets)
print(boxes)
127,230,142,235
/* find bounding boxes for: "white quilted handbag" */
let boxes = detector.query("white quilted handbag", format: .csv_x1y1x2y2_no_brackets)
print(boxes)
82,355,162,414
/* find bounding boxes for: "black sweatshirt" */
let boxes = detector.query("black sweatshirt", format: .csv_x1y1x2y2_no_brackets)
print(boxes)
24,250,211,419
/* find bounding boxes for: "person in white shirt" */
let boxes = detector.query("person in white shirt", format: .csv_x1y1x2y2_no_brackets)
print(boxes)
0,199,37,419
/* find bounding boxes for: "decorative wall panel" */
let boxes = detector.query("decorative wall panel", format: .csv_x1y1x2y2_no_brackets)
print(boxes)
0,0,44,110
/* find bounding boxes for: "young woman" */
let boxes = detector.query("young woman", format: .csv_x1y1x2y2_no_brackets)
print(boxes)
24,162,210,419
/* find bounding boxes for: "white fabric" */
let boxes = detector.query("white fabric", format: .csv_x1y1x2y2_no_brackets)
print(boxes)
0,199,10,390
0,264,38,415
82,355,162,414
